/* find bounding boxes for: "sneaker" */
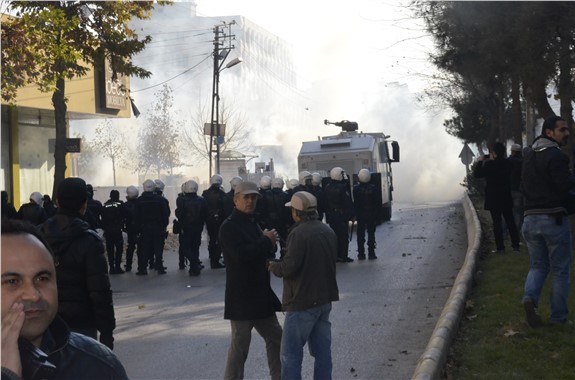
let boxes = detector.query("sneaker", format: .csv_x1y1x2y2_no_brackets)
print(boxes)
357,254,366,260
523,298,543,328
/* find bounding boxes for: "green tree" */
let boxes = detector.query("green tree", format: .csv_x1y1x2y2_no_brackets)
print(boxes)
1,1,170,196
137,84,182,177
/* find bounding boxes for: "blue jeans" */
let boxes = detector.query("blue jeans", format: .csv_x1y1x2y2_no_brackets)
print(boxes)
281,303,333,380
522,214,573,323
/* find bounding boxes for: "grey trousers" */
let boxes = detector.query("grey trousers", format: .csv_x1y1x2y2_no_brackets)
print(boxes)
224,315,283,380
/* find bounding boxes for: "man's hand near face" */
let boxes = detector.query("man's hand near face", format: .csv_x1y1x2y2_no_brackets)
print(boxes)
1,302,24,376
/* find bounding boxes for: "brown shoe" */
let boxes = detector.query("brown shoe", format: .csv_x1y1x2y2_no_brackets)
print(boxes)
523,298,543,328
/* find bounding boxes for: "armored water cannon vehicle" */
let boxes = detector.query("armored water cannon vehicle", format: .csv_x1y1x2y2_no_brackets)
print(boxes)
297,119,400,222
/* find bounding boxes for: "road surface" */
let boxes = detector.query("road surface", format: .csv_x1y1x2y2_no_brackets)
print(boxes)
111,201,466,380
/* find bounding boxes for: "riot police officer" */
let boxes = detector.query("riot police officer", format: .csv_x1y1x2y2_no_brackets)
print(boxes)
223,176,243,220
268,177,290,258
135,179,170,275
101,190,126,274
256,175,272,229
201,174,226,269
353,169,378,260
293,171,313,193
177,180,208,276
123,185,139,272
324,167,355,263
310,172,325,221
152,179,170,271
286,178,299,199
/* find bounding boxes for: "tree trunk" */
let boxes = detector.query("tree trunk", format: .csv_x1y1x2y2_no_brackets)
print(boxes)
528,80,555,121
51,77,68,198
511,74,523,145
558,36,574,169
112,156,117,186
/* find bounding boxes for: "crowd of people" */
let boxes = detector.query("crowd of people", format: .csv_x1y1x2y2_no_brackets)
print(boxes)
472,115,575,329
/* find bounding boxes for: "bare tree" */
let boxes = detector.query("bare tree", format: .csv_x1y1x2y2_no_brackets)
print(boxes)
181,99,254,164
91,120,126,186
137,84,183,177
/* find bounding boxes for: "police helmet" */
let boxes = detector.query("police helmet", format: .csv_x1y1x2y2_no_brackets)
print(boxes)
259,175,272,189
311,172,322,186
358,169,371,183
182,180,199,194
126,185,139,199
299,171,312,185
287,178,299,190
210,174,223,186
154,179,165,191
330,167,345,181
143,179,156,192
230,176,243,191
271,177,284,189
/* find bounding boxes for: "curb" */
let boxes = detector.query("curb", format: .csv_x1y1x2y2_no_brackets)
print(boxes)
411,192,482,380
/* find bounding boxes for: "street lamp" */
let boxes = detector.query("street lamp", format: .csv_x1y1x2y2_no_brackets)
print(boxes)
209,54,243,177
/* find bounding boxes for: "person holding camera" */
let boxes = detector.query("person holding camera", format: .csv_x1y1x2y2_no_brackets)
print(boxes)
1,219,128,380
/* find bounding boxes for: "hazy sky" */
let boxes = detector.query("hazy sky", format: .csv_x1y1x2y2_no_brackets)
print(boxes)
73,0,468,203
191,0,467,202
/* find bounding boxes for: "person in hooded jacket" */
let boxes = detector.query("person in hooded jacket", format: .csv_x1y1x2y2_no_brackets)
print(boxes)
38,177,116,350
16,192,47,226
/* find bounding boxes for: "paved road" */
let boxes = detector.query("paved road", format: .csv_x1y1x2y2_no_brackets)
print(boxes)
110,201,466,380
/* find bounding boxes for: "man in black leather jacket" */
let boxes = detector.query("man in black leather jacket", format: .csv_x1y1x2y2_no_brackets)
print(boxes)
219,181,282,380
39,177,116,350
1,219,128,380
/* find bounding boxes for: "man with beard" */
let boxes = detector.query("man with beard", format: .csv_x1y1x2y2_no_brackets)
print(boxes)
521,115,575,328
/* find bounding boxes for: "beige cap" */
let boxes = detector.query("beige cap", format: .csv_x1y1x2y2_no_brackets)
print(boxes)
285,191,317,212
234,181,260,196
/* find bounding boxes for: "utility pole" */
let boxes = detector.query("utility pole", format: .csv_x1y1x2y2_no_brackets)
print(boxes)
209,20,237,177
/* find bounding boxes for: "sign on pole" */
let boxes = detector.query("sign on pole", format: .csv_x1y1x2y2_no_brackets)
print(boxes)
203,123,226,136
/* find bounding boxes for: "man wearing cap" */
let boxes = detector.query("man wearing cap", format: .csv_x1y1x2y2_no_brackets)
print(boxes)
521,115,575,328
268,191,339,380
219,181,282,380
16,192,48,226
101,190,127,275
39,177,116,350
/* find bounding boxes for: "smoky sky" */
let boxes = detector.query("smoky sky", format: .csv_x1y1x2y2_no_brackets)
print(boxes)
71,1,466,203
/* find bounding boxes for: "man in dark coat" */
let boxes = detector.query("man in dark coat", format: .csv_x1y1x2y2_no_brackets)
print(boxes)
1,219,128,380
123,185,140,272
101,190,126,274
43,194,58,217
324,167,355,263
473,142,520,252
219,181,282,380
201,174,227,269
135,179,170,275
39,177,116,350
176,180,208,276
1,191,17,221
85,184,103,230
16,191,47,226
353,169,379,260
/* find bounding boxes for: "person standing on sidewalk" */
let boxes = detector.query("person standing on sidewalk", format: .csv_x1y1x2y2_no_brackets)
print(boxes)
473,142,521,252
521,115,575,327
219,181,282,380
268,191,339,380
101,190,126,275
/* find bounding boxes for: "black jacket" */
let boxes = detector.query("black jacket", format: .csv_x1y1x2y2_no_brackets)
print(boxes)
353,182,379,221
473,157,514,211
1,315,127,380
135,191,169,232
219,208,281,320
101,199,126,233
324,180,354,221
17,203,48,226
175,193,207,231
39,212,116,346
202,185,226,223
521,136,575,213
